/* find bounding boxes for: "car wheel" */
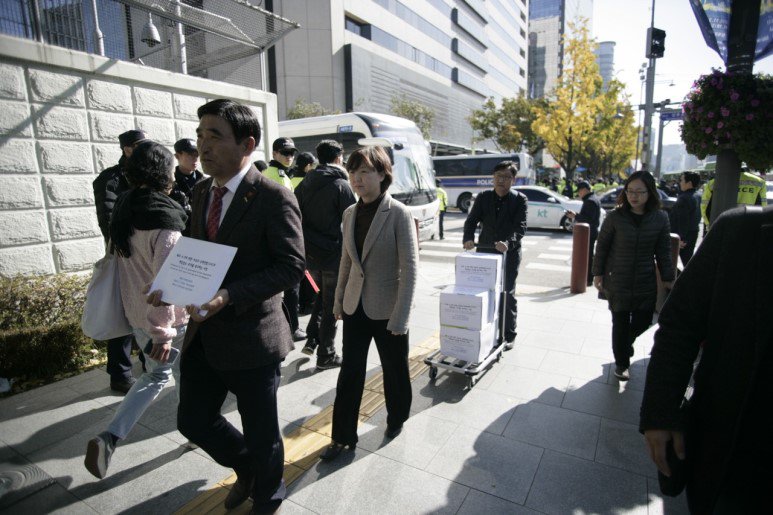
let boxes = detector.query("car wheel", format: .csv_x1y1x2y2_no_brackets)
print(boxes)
561,215,574,232
458,193,472,213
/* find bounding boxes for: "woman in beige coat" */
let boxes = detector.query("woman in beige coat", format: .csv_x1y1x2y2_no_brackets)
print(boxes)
320,146,418,460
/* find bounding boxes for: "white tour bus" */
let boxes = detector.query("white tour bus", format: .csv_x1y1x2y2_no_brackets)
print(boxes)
433,153,535,212
280,113,439,241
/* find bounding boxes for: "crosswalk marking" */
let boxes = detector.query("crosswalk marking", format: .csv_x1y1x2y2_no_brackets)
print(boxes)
525,262,572,272
548,245,575,251
537,253,571,261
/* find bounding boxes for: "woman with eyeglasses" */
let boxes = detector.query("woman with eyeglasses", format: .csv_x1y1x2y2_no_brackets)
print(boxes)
592,171,675,381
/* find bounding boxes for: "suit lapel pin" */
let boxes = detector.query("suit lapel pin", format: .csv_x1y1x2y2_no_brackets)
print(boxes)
243,189,257,203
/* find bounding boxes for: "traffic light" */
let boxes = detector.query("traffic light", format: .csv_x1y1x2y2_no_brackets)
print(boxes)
646,27,666,58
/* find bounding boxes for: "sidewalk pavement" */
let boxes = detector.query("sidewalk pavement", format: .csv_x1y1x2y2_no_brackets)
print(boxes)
0,257,690,514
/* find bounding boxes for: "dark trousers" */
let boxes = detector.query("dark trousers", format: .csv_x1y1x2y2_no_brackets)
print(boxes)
284,283,300,331
680,232,698,267
587,235,597,285
611,310,653,368
331,304,411,445
497,247,521,342
177,335,285,509
304,269,338,358
106,334,134,381
438,210,445,239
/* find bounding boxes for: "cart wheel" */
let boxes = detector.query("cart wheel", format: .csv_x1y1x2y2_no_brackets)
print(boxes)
468,376,477,388
429,366,438,380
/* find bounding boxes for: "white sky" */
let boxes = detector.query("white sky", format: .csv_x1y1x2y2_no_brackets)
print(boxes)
592,0,773,146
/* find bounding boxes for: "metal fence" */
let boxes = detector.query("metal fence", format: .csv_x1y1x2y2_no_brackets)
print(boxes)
0,0,299,90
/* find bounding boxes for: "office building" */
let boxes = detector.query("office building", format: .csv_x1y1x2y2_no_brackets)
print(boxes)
528,0,593,99
595,40,615,88
268,0,529,153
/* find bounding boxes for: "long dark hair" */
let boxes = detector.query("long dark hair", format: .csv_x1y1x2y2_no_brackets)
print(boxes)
616,171,661,212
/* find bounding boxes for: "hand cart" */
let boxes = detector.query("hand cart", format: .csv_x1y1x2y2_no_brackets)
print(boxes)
425,245,507,389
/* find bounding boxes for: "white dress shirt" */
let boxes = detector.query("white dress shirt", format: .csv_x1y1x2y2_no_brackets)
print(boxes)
206,163,251,227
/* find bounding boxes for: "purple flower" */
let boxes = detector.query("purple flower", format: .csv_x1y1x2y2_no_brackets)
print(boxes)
721,107,730,117
750,99,760,107
717,122,724,129
746,114,754,121
725,132,731,139
705,127,713,134
707,111,715,118
701,142,707,148
730,92,740,101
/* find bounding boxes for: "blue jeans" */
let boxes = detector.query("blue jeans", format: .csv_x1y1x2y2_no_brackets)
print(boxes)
107,325,186,440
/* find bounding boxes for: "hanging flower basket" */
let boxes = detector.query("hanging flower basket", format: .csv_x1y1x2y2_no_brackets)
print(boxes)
680,69,772,171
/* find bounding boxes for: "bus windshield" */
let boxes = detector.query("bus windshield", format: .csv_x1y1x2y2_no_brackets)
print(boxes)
371,127,436,200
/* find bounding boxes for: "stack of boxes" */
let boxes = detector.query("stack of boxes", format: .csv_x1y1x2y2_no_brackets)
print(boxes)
439,252,503,363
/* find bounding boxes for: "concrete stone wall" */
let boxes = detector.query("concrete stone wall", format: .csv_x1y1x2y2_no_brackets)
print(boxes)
0,35,278,277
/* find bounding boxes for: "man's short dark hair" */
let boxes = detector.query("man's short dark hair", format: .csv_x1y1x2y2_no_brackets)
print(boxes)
493,160,518,177
125,140,174,191
316,140,344,164
682,171,701,188
197,99,261,144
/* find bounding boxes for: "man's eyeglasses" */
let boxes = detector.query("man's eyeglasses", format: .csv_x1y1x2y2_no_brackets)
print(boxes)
279,150,296,157
625,189,649,197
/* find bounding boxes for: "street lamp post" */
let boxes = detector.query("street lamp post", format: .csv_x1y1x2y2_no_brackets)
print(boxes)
640,0,658,172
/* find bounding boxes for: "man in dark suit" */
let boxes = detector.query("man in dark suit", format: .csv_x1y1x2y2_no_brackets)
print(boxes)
566,180,601,286
640,205,773,513
463,160,528,350
151,99,304,514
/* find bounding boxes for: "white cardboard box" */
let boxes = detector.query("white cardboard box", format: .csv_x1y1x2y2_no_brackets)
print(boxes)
440,285,499,330
440,285,489,330
440,323,496,363
455,252,503,290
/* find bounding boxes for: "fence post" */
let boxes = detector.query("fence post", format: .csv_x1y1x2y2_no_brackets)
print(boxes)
570,223,590,294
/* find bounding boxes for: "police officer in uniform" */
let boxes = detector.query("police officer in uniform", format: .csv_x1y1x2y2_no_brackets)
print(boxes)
264,137,295,190
264,137,305,341
435,179,447,240
701,169,766,231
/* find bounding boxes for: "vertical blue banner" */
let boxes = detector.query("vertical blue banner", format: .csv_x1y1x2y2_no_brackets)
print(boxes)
688,0,773,63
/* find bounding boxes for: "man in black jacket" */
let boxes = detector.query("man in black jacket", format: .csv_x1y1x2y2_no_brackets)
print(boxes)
173,138,205,199
92,129,147,393
669,171,701,266
567,180,601,285
640,205,772,513
294,140,356,369
463,161,528,350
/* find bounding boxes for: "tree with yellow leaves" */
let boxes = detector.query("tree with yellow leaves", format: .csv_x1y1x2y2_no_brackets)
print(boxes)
532,20,601,182
580,79,638,179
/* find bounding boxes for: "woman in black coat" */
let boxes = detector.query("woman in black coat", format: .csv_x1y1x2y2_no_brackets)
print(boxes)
592,171,674,381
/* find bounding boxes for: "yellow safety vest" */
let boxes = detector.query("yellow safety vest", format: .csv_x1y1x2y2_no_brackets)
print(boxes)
700,172,767,226
437,187,447,211
291,175,304,190
263,165,293,190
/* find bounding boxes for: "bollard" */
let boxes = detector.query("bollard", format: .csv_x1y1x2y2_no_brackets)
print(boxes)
655,233,681,312
570,223,590,294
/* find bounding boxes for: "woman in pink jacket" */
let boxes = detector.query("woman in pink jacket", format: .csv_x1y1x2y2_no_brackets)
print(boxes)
84,141,189,479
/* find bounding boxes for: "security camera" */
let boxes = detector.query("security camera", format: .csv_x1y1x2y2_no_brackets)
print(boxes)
141,14,161,47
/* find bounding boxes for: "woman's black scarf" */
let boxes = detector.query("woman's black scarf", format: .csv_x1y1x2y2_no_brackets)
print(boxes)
110,188,188,258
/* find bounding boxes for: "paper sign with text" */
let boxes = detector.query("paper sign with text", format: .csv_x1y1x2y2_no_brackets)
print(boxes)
150,236,237,308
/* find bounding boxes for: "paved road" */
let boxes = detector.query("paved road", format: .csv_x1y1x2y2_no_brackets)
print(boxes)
422,212,576,289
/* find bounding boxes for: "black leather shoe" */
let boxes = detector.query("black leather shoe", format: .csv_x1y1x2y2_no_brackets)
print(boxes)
385,424,403,439
110,377,136,394
319,442,351,461
224,474,254,510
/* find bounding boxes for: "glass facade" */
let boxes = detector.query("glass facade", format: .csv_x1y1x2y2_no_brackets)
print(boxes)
373,0,451,46
347,22,453,79
529,0,562,20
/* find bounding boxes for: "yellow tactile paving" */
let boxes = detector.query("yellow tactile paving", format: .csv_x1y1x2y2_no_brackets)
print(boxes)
175,333,440,514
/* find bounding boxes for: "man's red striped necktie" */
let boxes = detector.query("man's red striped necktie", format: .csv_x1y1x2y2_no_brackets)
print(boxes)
206,186,228,241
